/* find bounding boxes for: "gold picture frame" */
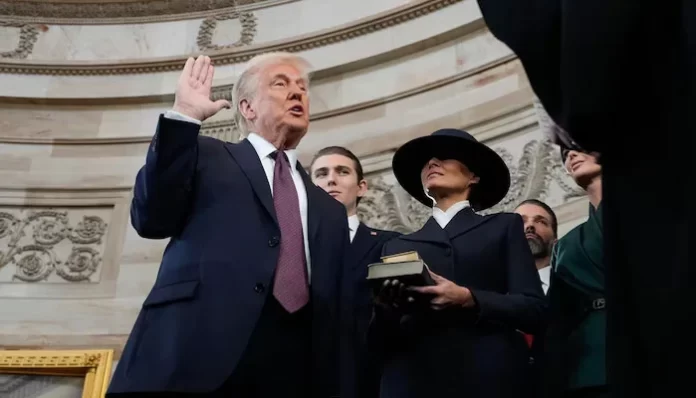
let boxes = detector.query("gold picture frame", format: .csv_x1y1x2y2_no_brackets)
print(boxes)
0,349,114,398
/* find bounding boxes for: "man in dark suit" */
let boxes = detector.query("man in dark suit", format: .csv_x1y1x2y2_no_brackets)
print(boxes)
514,199,558,396
108,53,349,398
310,146,401,398
514,199,558,295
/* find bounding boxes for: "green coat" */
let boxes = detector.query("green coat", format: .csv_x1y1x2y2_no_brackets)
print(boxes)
544,203,606,392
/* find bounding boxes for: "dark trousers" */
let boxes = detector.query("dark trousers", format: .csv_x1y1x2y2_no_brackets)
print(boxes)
114,297,313,398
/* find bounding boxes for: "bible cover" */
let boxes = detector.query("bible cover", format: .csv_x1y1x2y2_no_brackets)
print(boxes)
366,251,435,289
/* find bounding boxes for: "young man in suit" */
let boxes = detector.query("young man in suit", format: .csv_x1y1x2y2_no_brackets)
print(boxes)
108,53,350,398
310,146,400,398
514,199,558,294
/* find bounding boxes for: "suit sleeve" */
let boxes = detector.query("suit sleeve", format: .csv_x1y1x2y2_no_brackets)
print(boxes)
130,115,200,239
468,214,547,334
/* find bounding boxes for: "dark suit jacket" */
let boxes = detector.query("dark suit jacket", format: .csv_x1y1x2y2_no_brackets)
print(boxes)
341,223,400,398
370,208,546,398
108,116,349,397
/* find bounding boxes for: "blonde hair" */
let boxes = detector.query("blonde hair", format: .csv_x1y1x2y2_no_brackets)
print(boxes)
232,52,313,137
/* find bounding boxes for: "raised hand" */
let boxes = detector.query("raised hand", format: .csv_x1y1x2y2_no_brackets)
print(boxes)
173,55,232,122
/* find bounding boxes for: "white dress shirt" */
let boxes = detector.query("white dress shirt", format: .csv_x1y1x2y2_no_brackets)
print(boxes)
538,265,551,294
348,214,360,243
432,200,471,229
163,111,311,276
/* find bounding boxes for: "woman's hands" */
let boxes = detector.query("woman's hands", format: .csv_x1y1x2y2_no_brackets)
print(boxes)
374,270,476,311
409,270,476,310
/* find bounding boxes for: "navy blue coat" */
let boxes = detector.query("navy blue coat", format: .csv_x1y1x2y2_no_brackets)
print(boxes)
341,223,401,398
108,116,349,397
370,208,546,398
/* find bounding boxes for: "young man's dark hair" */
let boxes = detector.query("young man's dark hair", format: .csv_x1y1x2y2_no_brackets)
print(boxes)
310,146,365,204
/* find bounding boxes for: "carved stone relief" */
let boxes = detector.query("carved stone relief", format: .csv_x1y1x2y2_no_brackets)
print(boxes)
357,139,586,233
197,12,257,51
0,21,40,59
200,119,241,143
0,0,274,23
0,0,463,75
0,207,110,283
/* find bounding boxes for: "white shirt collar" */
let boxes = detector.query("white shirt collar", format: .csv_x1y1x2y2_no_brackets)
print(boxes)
432,200,471,229
348,214,360,243
538,265,551,294
246,133,298,167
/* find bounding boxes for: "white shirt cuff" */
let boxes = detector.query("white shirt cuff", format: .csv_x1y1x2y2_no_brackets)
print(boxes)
164,110,202,125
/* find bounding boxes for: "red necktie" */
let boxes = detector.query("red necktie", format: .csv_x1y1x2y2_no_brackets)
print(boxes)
270,151,309,313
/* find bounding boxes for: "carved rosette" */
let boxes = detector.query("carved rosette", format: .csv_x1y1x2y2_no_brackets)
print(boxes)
0,210,108,283
0,212,18,239
13,244,56,282
197,12,257,51
69,216,107,245
57,247,101,282
357,139,586,232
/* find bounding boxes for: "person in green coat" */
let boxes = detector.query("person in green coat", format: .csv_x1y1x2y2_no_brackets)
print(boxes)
542,145,606,398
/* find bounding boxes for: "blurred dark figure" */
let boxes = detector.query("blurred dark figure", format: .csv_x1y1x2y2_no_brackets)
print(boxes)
476,1,693,397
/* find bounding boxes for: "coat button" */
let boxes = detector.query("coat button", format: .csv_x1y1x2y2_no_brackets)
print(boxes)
254,283,265,293
268,236,279,247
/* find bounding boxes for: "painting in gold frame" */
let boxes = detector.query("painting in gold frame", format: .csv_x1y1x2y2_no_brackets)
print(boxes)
0,349,113,398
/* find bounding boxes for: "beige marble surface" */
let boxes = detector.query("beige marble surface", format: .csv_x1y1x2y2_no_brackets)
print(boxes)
0,0,480,99
23,0,410,62
0,0,592,360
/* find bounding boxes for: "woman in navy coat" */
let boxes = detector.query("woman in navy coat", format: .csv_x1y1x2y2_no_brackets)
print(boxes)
370,129,546,398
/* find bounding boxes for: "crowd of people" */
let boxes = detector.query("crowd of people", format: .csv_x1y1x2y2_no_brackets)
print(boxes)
103,49,611,398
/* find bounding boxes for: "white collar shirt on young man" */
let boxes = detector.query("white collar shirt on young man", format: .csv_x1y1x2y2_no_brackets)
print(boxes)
348,214,360,243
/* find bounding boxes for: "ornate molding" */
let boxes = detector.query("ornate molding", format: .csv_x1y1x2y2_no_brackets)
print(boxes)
0,0,291,25
0,0,465,75
0,352,102,368
197,11,258,51
0,209,108,283
0,21,40,59
200,119,240,142
0,54,516,145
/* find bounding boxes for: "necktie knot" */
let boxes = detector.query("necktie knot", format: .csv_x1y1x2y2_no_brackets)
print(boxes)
270,150,289,164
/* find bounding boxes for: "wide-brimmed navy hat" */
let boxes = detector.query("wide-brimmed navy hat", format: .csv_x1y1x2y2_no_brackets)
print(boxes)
392,128,510,211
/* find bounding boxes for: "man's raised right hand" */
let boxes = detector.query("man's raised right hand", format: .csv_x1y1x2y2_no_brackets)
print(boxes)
172,55,232,122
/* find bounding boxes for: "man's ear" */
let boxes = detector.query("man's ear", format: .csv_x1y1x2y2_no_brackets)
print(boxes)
239,99,255,121
357,179,368,199
470,175,481,185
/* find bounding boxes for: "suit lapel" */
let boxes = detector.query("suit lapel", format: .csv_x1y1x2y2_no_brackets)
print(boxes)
224,140,277,225
401,217,450,245
444,207,495,239
297,165,321,246
350,223,381,268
